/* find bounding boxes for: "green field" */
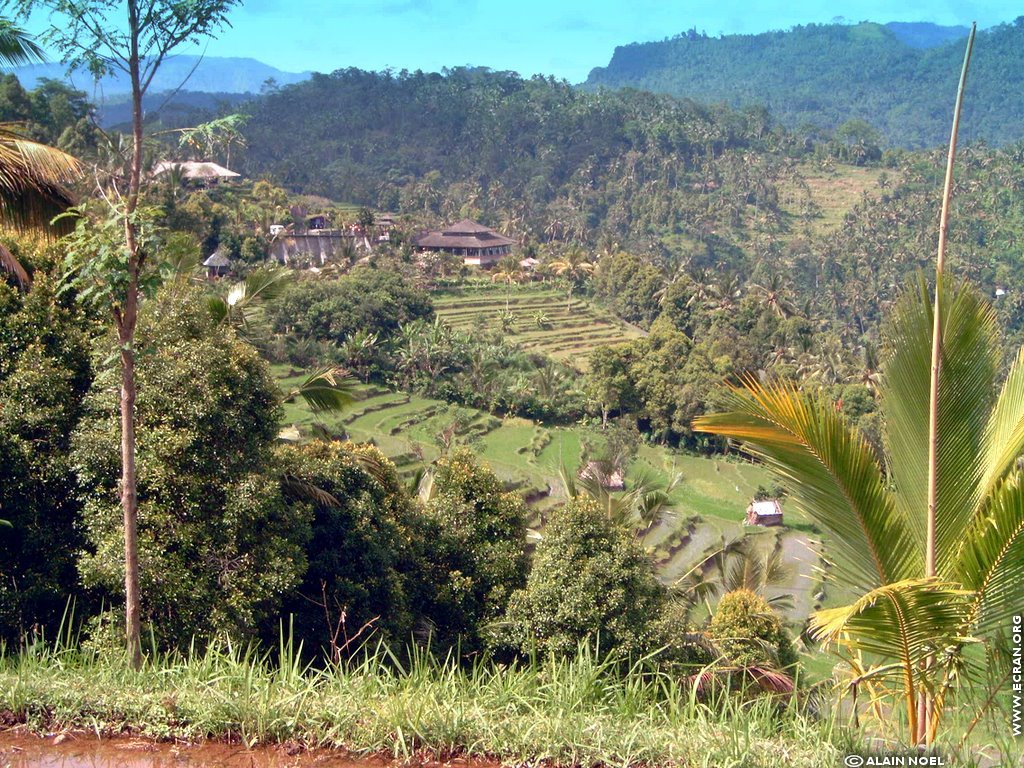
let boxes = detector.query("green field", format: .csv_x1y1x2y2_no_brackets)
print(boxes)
432,285,644,368
278,371,834,655
778,162,889,238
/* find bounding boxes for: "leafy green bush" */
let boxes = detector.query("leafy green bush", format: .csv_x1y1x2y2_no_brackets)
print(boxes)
73,287,307,648
707,588,797,670
500,497,689,661
420,449,528,653
274,441,425,656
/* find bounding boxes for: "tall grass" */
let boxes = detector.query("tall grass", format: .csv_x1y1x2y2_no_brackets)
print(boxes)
1,636,1012,767
0,636,861,767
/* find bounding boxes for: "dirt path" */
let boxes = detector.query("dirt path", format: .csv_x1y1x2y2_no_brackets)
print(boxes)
0,731,492,768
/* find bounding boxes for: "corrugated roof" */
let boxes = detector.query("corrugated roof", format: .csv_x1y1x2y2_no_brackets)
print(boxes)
750,500,782,516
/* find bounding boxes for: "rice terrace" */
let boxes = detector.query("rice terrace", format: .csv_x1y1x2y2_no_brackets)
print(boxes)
1,3,1023,768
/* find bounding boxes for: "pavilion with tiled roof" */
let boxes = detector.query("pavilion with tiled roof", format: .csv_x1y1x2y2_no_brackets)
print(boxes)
414,219,515,266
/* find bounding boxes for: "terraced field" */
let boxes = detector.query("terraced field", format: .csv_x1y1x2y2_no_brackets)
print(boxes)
432,286,644,368
276,370,835,631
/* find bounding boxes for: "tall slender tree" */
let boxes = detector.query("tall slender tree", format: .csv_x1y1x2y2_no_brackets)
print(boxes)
14,0,242,669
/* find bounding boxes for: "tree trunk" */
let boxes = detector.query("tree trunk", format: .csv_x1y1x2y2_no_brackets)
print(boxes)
117,298,141,670
120,0,144,671
920,23,974,746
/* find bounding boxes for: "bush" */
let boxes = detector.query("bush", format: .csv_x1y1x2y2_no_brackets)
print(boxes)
73,287,307,648
500,497,681,660
274,441,425,657
707,588,798,670
420,449,528,653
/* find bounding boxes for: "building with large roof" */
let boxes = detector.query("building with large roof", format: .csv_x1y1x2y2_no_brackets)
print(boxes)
414,219,515,266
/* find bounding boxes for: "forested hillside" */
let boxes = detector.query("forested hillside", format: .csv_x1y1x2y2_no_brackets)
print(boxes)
241,67,847,251
585,19,1024,147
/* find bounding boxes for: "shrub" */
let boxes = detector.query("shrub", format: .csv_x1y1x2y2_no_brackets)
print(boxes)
275,441,425,657
73,287,307,648
706,588,798,670
500,497,681,660
420,449,528,653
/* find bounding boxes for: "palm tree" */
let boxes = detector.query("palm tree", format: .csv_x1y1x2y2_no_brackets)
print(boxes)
694,280,1024,746
546,247,595,312
674,533,796,617
0,20,81,289
560,462,680,536
206,267,358,413
206,266,293,344
750,273,797,318
491,255,521,311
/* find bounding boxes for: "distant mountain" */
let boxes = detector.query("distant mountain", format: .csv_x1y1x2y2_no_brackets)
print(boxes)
13,55,311,96
884,22,970,48
585,19,1024,148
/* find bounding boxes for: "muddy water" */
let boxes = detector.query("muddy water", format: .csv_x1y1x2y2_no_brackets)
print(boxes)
0,732,386,768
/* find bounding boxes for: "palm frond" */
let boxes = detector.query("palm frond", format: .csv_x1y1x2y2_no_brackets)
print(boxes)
956,471,1024,639
882,278,1000,576
243,266,293,304
288,366,358,413
0,241,29,288
0,124,81,235
694,378,917,591
977,345,1024,502
281,473,343,508
0,20,45,67
810,578,973,738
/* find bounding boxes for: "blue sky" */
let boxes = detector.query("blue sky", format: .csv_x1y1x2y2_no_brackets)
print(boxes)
28,1,1024,83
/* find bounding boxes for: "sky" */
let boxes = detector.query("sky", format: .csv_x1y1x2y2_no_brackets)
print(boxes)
24,0,1024,83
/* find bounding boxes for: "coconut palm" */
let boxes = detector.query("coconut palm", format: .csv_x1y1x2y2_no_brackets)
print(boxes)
0,20,81,288
546,247,595,312
675,533,796,615
206,266,293,343
694,280,1024,746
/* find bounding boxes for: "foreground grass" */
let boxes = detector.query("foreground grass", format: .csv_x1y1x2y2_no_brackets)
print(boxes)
0,642,866,767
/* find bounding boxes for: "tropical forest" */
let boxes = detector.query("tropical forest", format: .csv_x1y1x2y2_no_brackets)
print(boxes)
0,2,1021,767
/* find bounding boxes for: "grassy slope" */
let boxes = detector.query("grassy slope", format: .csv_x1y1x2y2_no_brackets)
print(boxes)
778,163,889,239
432,285,643,369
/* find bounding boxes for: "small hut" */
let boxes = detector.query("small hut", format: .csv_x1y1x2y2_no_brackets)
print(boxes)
745,499,783,527
203,250,231,279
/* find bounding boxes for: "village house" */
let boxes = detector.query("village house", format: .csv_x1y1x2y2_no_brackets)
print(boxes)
745,499,784,527
152,160,241,186
414,219,515,266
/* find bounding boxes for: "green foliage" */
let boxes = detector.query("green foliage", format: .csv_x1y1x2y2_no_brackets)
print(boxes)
591,251,664,327
696,280,1024,743
72,286,305,647
240,67,787,245
586,20,1024,148
58,201,164,310
500,496,674,659
275,441,425,656
421,448,528,653
271,269,433,349
0,269,92,643
707,588,797,669
0,74,100,154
